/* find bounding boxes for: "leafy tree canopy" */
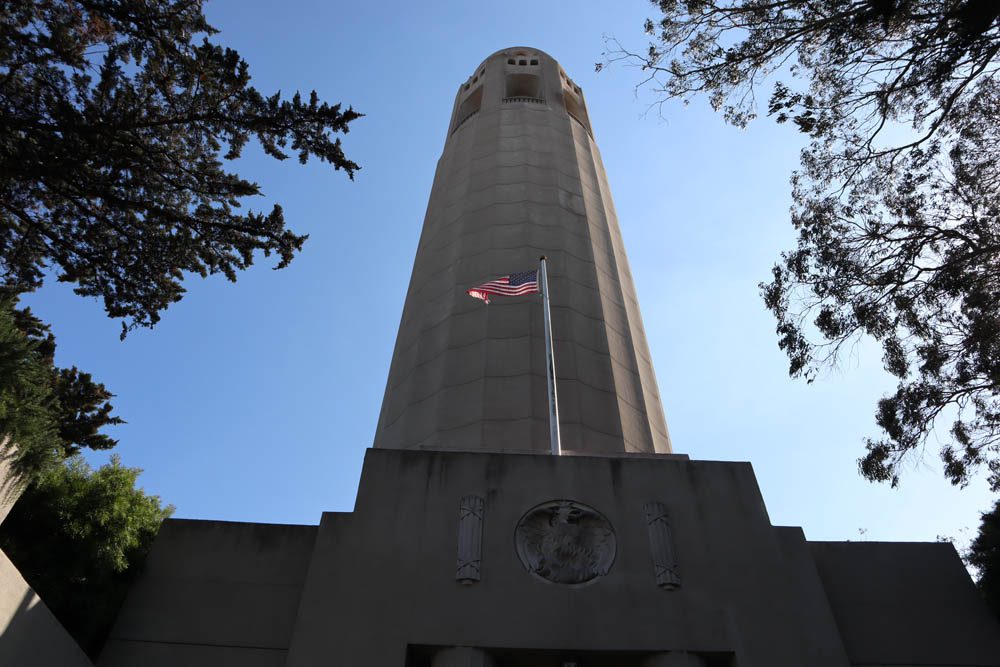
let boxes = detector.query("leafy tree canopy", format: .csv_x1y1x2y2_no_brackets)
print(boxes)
967,498,1000,619
1,295,121,482
1,0,361,337
0,455,173,656
1,295,164,657
601,0,1000,489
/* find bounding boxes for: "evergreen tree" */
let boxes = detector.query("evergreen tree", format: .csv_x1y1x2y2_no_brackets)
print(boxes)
1,0,361,337
1,296,120,483
968,499,1000,620
1,1,360,654
1,296,168,656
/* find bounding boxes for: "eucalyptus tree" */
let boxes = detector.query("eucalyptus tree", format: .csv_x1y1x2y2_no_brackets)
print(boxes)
601,0,1000,489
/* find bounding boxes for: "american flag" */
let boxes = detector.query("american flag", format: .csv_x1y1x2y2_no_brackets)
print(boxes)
466,270,539,304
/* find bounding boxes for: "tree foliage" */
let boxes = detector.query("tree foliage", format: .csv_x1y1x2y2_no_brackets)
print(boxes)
1,0,361,336
967,498,1000,619
1,295,164,656
602,0,1000,488
1,295,121,483
0,296,57,477
0,455,173,656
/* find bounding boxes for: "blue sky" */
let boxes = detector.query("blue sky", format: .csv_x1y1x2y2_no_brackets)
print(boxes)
22,0,993,548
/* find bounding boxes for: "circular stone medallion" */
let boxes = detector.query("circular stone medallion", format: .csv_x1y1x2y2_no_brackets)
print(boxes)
514,500,616,585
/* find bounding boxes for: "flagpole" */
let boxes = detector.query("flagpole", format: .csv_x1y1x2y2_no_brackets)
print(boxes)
539,256,562,456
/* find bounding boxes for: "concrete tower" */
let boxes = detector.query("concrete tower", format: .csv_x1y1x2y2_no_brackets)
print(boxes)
85,47,1000,667
375,47,671,455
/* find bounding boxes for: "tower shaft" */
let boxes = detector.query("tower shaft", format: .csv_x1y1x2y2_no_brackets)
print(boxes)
375,47,671,454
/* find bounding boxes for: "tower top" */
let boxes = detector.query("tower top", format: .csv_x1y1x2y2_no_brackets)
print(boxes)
478,45,557,66
448,46,592,137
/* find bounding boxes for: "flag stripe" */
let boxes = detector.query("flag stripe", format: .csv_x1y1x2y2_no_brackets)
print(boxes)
481,285,536,293
466,269,539,304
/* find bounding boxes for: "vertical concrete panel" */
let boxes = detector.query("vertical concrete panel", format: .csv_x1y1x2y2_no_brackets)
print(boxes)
0,548,92,667
374,47,672,454
0,447,23,526
98,520,316,667
432,647,497,667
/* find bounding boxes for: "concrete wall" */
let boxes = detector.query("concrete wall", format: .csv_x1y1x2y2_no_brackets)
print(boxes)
99,519,316,667
284,448,853,665
0,547,92,667
0,441,23,526
374,47,671,455
811,541,1000,666
99,449,1000,666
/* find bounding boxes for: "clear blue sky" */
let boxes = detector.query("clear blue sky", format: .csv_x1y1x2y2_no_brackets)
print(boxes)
22,0,993,549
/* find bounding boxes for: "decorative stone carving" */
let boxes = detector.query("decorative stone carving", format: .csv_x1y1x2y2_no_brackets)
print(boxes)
644,501,681,590
514,500,616,585
456,495,485,584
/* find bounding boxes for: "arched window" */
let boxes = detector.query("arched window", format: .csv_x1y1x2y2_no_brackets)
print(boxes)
505,73,542,101
562,84,590,133
453,85,483,133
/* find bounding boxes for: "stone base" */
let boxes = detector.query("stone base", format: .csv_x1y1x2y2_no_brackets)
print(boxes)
100,448,1000,666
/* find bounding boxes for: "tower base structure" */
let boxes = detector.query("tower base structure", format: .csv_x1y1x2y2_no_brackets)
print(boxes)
99,448,1000,667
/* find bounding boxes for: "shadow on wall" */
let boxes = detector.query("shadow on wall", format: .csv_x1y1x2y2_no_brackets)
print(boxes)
0,548,92,667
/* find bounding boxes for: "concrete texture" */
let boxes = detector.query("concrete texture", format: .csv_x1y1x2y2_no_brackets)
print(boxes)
811,541,1000,666
640,654,708,667
99,520,317,667
0,547,92,667
102,448,1000,665
0,442,23,526
300,449,1000,665
432,646,497,667
283,448,845,665
374,47,672,455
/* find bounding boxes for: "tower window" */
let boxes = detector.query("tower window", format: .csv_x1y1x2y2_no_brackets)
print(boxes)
563,87,590,132
518,59,527,66
507,58,515,65
504,73,542,101
530,59,538,66
453,85,483,133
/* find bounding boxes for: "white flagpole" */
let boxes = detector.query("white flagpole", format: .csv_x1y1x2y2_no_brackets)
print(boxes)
539,256,562,456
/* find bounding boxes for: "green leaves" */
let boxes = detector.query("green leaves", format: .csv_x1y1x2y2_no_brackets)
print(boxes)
0,454,173,656
0,0,361,335
605,0,1000,490
0,297,60,482
967,499,1000,620
0,297,123,482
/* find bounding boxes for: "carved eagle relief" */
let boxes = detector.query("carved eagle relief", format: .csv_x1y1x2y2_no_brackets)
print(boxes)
514,500,616,585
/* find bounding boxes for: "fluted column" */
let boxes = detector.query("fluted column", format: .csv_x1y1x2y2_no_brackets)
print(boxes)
375,47,671,455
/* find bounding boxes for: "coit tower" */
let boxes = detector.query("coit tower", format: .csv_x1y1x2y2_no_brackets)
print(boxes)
90,47,1000,667
374,46,671,455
